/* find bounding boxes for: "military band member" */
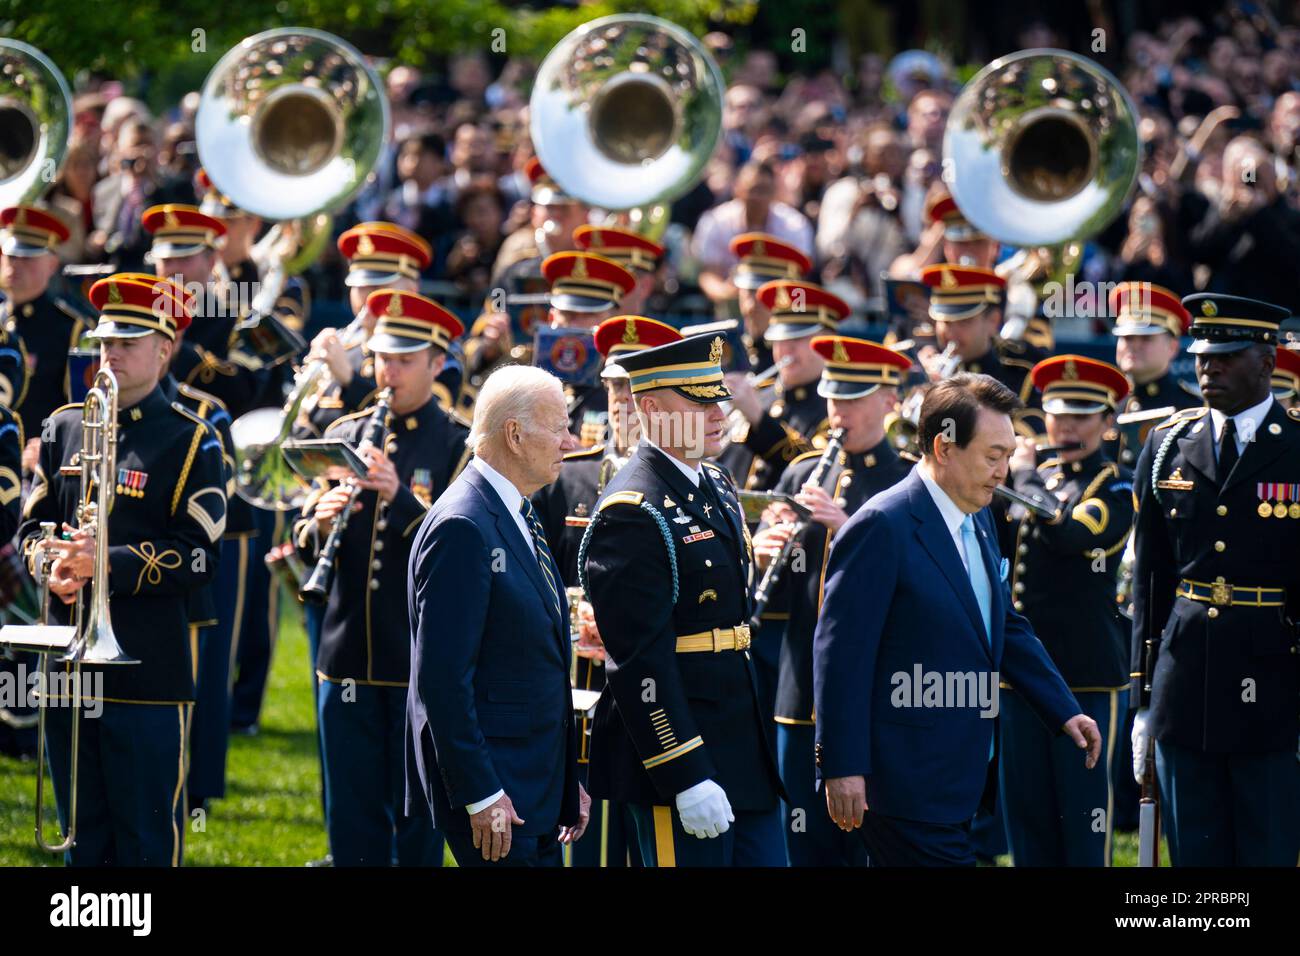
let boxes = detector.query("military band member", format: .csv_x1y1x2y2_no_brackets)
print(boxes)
728,233,812,374
541,251,636,447
531,314,680,867
1270,342,1299,409
1131,293,1300,867
20,274,225,866
0,400,18,544
0,205,90,438
753,336,912,865
581,334,785,866
721,279,848,492
0,324,29,757
296,222,434,440
295,290,468,866
574,225,664,317
1001,355,1135,866
1106,282,1200,467
465,158,590,385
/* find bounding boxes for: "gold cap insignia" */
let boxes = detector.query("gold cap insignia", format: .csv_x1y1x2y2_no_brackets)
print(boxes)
940,268,957,289
752,239,766,255
386,294,403,317
1063,358,1078,381
709,336,723,366
14,208,25,227
622,317,638,345
356,234,375,256
1201,300,1218,317
572,255,587,279
775,285,792,310
164,210,179,230
107,281,123,305
589,230,603,248
832,339,850,363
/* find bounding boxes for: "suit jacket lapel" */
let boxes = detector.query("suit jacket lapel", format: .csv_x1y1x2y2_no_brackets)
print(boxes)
1221,400,1289,494
906,474,990,659
645,446,722,531
1177,417,1218,485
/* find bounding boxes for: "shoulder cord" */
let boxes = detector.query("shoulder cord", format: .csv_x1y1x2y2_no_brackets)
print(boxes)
1150,418,1190,507
577,500,678,604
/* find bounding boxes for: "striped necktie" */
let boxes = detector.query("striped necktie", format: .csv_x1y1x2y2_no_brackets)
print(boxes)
520,497,565,623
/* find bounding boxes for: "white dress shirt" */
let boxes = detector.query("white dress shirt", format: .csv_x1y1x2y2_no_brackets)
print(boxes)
643,439,702,486
918,461,974,572
690,198,815,274
1209,394,1274,459
464,455,532,814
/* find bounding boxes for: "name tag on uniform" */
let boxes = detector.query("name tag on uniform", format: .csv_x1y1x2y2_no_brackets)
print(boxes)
682,530,715,544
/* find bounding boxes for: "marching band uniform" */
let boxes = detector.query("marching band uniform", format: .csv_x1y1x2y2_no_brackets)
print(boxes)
1131,294,1300,867
541,251,636,447
0,403,18,544
0,206,91,436
729,233,813,374
1274,345,1300,408
295,290,469,866
575,224,664,318
20,275,226,866
0,325,30,756
1001,356,1135,866
531,315,679,867
762,336,912,866
581,334,785,866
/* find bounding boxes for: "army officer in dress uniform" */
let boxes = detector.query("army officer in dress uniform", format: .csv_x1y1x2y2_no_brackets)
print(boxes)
752,335,912,866
1002,355,1136,866
1130,293,1300,867
581,334,786,866
20,273,225,866
295,290,469,866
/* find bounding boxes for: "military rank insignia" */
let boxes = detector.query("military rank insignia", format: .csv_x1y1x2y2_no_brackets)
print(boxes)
116,468,148,498
410,468,433,507
1255,483,1300,519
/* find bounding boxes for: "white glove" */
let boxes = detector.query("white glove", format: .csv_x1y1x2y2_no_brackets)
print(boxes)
1131,708,1151,784
675,779,734,839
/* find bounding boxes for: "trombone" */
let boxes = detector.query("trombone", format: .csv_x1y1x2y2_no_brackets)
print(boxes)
0,368,137,854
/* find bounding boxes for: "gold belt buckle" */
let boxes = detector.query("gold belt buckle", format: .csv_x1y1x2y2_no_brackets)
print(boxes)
734,623,751,651
1210,578,1230,606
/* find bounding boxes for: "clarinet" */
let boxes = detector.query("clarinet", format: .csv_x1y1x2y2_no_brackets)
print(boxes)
300,388,393,604
749,428,845,629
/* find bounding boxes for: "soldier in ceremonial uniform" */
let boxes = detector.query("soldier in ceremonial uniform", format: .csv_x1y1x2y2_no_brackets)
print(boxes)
728,233,812,374
1106,282,1200,468
721,279,849,493
1001,355,1135,866
581,334,785,866
1131,293,1300,867
295,290,469,866
0,205,92,439
753,335,912,865
464,158,590,387
20,274,225,866
532,314,680,867
0,400,18,543
0,326,29,756
574,225,664,317
296,222,434,440
540,251,636,447
1270,343,1299,410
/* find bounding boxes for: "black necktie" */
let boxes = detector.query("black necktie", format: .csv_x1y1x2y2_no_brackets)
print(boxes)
1218,417,1239,480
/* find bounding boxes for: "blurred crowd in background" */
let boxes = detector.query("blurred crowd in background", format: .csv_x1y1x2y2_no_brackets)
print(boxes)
33,0,1300,333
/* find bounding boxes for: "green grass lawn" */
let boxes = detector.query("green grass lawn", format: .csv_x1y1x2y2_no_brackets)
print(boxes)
0,590,1154,867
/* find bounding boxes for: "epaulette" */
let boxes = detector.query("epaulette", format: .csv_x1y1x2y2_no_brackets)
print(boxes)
597,490,644,512
1001,354,1035,370
324,407,373,435
1153,406,1208,431
563,445,603,461
788,448,824,467
999,337,1027,355
171,401,212,435
176,382,228,412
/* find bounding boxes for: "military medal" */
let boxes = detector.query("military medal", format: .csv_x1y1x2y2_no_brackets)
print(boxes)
1259,501,1274,518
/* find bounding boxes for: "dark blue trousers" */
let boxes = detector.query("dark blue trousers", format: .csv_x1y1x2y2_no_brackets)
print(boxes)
318,678,443,866
1155,738,1300,867
750,618,782,732
230,509,277,729
567,788,642,867
445,825,563,867
1000,687,1124,866
188,536,245,802
44,700,188,866
777,721,868,866
628,802,785,867
303,599,329,833
1111,708,1140,831
856,811,976,866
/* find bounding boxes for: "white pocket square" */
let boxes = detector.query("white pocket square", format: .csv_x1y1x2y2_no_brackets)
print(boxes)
999,558,1009,582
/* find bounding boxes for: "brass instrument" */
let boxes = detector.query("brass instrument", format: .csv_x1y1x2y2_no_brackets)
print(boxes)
300,388,392,603
749,428,845,629
0,368,138,853
530,14,724,211
885,341,958,458
943,50,1139,339
196,29,389,510
717,356,792,454
0,39,71,207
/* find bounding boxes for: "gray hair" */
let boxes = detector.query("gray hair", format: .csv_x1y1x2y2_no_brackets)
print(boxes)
468,364,564,455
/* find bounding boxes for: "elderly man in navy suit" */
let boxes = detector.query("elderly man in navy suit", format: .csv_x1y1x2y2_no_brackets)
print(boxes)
406,364,591,866
813,373,1102,866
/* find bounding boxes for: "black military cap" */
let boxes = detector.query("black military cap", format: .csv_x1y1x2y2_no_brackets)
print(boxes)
616,332,732,404
1184,293,1289,355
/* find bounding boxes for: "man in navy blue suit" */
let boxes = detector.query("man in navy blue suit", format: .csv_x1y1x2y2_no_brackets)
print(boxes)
813,373,1102,866
406,364,591,866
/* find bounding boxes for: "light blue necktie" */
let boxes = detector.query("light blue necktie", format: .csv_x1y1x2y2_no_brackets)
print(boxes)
961,514,993,645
